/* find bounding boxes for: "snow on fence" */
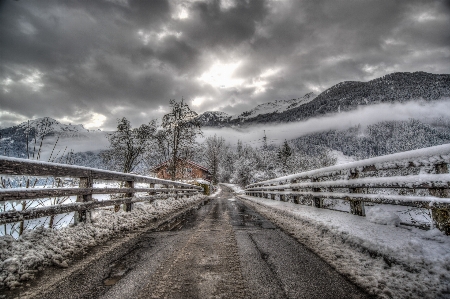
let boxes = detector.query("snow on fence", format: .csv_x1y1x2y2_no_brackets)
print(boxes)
0,156,202,225
245,143,450,234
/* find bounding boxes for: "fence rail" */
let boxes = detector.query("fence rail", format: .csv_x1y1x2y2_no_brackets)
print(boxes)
244,144,450,235
0,156,202,226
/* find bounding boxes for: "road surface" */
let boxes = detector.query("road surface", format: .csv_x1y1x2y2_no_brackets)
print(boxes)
15,186,370,299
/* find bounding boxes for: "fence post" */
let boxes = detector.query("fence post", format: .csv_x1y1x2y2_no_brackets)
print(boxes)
277,182,283,202
124,180,134,212
291,179,298,204
162,184,168,198
75,175,93,223
149,183,155,196
174,185,179,199
430,163,450,235
349,170,365,216
312,178,322,208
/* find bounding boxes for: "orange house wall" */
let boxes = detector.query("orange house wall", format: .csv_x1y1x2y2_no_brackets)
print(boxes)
154,163,210,181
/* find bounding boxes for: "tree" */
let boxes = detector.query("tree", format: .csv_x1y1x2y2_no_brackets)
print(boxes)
160,99,202,180
262,130,268,150
218,144,234,182
278,140,292,170
103,117,156,173
237,140,243,158
204,134,225,184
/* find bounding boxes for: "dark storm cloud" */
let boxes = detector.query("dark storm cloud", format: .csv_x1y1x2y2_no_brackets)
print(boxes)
1,0,449,129
178,0,267,48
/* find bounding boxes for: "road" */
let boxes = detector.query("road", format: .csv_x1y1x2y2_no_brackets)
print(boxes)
17,186,370,299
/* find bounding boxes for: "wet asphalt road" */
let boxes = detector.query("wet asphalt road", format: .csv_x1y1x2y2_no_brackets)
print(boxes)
18,187,369,299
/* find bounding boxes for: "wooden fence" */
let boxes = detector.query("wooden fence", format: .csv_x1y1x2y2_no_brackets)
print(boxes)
244,144,450,234
0,156,202,225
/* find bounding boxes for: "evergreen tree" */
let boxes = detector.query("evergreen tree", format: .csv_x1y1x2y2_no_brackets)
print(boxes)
262,130,268,150
237,140,243,158
278,140,292,169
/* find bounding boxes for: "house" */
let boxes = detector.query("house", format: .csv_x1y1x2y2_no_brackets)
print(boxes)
151,158,212,182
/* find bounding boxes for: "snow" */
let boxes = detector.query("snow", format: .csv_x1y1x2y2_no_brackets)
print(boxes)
247,143,450,187
194,179,211,185
231,92,316,121
247,173,450,190
209,185,221,197
366,207,401,226
17,117,89,136
221,183,245,194
238,193,450,298
0,155,200,189
0,194,205,289
244,190,450,207
332,150,356,165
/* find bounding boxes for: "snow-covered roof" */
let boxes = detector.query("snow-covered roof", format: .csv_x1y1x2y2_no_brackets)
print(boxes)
194,179,211,185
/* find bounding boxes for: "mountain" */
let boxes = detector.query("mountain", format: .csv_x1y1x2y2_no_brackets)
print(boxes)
291,118,450,160
18,117,93,138
197,72,450,127
197,93,316,127
0,117,104,159
232,92,316,121
196,111,232,127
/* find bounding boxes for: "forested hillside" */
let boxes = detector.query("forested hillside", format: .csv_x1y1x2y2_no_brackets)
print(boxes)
292,118,450,160
197,72,450,127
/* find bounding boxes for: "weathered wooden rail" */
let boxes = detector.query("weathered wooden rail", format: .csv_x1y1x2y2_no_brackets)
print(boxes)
0,156,202,225
245,144,450,234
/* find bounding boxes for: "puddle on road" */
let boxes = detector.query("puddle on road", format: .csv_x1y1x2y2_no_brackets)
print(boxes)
103,201,210,287
230,200,277,229
104,262,129,286
156,208,197,231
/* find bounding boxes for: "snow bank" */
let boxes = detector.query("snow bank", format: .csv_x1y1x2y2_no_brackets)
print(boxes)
239,194,450,298
366,207,401,226
0,195,204,289
209,185,221,197
221,183,245,194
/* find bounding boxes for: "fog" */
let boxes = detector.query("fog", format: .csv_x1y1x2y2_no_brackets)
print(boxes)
201,99,450,147
34,132,110,162
32,99,450,161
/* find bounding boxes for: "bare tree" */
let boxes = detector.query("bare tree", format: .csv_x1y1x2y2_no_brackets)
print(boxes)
160,99,202,180
103,117,157,173
204,134,225,184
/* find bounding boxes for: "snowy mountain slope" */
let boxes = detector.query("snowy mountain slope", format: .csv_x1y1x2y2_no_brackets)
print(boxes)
196,111,232,127
0,117,107,159
232,92,316,120
15,117,91,138
197,92,316,127
197,71,450,127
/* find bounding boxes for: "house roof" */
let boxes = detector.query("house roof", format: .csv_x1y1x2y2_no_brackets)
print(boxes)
151,158,211,174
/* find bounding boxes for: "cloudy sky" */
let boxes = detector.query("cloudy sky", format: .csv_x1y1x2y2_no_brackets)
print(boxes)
1,0,449,130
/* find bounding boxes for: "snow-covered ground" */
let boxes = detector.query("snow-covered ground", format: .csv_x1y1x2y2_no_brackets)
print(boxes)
222,183,246,194
0,194,205,289
234,190,450,298
209,185,222,197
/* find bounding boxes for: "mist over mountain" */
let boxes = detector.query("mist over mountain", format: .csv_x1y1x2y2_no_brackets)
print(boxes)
1,71,450,170
0,117,107,160
197,72,450,127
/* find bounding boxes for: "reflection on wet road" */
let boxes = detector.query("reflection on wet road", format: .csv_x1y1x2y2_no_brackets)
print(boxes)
22,187,369,299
